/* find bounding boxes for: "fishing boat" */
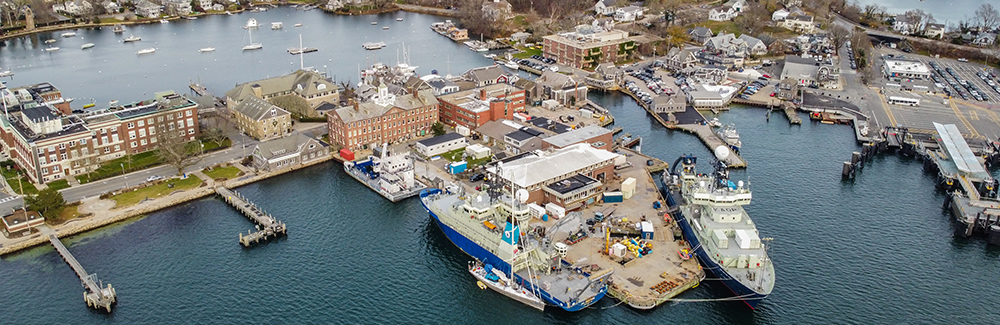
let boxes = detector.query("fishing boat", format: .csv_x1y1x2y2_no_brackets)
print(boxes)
244,18,259,29
294,23,303,27
662,155,775,309
419,162,612,312
81,43,95,49
342,143,427,202
44,47,59,52
199,47,216,52
112,24,125,33
61,31,76,37
136,47,155,55
44,39,56,44
242,26,262,50
362,41,386,50
271,22,283,30
123,35,141,42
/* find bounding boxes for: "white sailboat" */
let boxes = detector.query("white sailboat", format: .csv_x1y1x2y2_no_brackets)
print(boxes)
136,47,156,55
199,47,215,52
243,27,262,51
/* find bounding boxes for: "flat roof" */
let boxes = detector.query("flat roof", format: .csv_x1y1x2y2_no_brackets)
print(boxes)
417,132,465,147
545,174,599,195
883,59,930,75
934,122,987,177
505,130,537,141
542,125,611,148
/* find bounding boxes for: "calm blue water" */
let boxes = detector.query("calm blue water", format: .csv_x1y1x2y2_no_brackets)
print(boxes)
1,9,1000,324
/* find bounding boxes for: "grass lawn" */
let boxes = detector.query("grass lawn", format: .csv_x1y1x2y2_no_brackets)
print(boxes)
77,151,162,184
47,179,71,191
441,148,491,168
203,166,242,180
110,175,202,208
512,15,528,28
1,167,38,195
46,203,83,226
200,139,232,153
513,46,542,59
688,20,743,35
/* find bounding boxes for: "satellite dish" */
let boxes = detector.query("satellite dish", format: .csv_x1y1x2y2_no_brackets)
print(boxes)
476,195,483,203
497,161,503,168
515,189,529,203
714,146,730,160
699,181,705,188
738,180,744,188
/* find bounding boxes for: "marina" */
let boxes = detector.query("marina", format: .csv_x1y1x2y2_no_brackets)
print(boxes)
0,7,997,324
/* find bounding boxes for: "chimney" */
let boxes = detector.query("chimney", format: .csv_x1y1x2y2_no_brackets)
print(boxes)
353,99,359,111
480,88,487,100
412,87,418,98
251,84,263,99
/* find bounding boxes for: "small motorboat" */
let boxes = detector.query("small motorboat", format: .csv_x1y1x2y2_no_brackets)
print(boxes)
294,23,303,27
0,70,15,77
383,26,389,30
61,32,76,37
81,43,95,49
136,47,156,55
271,22,283,30
44,47,59,52
44,39,56,44
371,21,377,25
160,19,169,24
396,18,403,22
199,47,215,52
123,35,141,42
707,118,722,127
112,24,125,33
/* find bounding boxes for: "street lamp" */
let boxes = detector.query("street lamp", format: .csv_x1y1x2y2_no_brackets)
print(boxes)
121,163,128,188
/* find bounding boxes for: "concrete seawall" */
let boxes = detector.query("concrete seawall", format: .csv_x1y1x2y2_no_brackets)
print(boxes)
0,155,333,256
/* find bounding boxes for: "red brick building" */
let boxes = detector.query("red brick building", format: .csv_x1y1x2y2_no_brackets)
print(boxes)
542,29,636,70
0,91,199,184
327,86,439,150
436,84,525,130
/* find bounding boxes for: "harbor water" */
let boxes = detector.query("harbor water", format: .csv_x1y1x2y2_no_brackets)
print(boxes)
1,8,1000,324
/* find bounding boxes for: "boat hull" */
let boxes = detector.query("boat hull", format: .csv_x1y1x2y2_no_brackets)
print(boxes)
420,189,606,312
664,185,767,309
342,164,424,202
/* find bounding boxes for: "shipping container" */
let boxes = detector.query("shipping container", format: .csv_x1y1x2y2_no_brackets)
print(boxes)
621,178,636,199
339,148,355,161
448,161,467,174
603,191,623,203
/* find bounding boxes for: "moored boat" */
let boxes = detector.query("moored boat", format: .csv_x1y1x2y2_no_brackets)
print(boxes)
271,22,283,30
342,144,427,202
123,35,141,42
716,124,741,153
112,24,125,33
61,32,76,37
199,47,216,52
504,61,519,70
44,39,56,44
44,47,59,52
244,18,258,29
160,19,169,24
468,261,545,311
362,41,386,50
661,155,775,309
294,23,303,27
136,47,155,55
81,43,95,49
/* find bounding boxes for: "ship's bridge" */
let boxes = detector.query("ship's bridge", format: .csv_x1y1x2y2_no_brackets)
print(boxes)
689,185,752,207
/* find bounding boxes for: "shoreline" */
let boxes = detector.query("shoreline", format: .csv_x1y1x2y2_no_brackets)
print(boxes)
0,154,334,256
0,10,248,42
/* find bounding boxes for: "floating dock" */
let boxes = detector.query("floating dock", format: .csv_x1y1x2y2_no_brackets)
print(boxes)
48,234,117,312
189,82,208,97
215,187,287,247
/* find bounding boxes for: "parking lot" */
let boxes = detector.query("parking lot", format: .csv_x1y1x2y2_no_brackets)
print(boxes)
879,49,1000,103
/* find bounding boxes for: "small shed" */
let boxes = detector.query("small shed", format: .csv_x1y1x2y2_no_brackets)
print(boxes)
640,221,654,239
621,177,636,199
448,161,467,174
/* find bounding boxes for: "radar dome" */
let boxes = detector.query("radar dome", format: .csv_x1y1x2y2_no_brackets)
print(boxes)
515,189,530,203
738,180,745,188
714,146,730,160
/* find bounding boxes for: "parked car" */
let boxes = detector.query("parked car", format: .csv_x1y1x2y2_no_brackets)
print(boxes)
146,175,164,183
958,58,968,62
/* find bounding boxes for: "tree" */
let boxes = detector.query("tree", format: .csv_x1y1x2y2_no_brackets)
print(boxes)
902,9,933,35
268,94,310,118
156,118,202,175
829,26,850,52
200,112,233,146
26,188,65,218
431,122,446,136
974,4,999,31
663,25,688,51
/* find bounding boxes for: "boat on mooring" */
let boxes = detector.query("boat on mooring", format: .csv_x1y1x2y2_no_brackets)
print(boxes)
244,18,259,29
342,144,427,202
419,163,613,312
112,24,125,33
362,41,386,50
44,47,59,52
199,47,215,52
61,31,76,37
242,26,262,51
123,35,141,42
81,43,95,50
271,22,283,30
136,47,155,55
662,155,775,309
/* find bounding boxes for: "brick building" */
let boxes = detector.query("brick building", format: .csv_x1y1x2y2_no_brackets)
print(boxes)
436,83,525,130
327,85,439,150
0,91,199,184
542,29,636,70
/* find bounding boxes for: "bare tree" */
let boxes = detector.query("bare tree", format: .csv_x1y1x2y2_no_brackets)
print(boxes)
863,4,885,20
828,25,850,52
200,112,233,146
902,9,933,35
974,4,999,31
156,119,202,176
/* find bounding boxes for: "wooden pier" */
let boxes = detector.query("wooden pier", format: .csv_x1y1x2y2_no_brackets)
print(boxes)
673,124,747,168
783,106,802,125
215,187,287,247
48,234,117,312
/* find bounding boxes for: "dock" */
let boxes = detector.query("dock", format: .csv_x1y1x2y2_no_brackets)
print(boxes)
48,234,117,312
559,148,703,309
215,187,287,247
783,105,802,125
189,82,208,97
672,124,747,168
